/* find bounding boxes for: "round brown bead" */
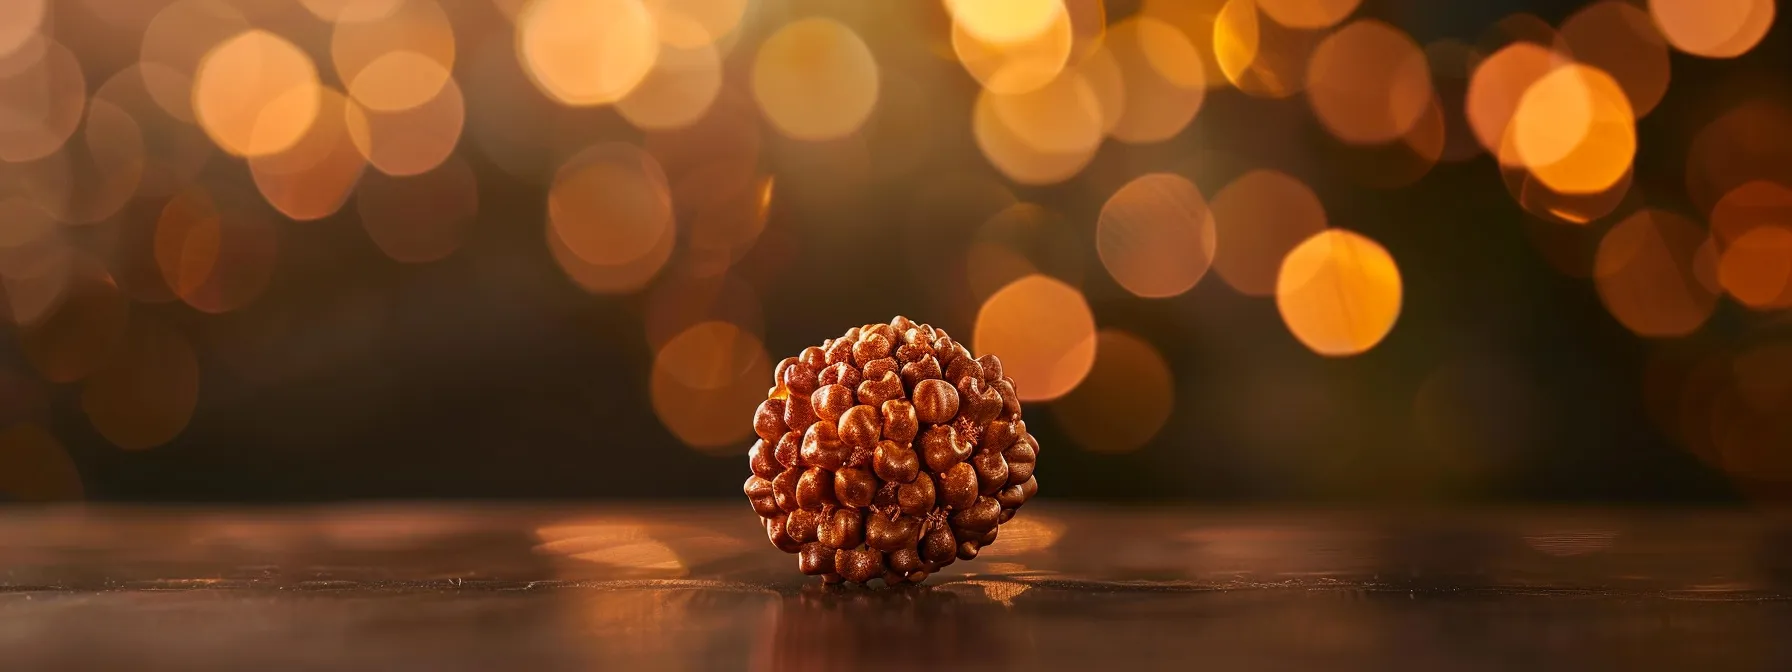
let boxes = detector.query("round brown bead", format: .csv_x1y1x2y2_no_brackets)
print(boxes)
1003,436,1037,486
853,333,893,366
862,357,898,382
811,384,855,423
920,424,972,473
824,338,854,366
994,378,1021,417
781,360,818,397
833,467,877,508
982,419,1021,454
835,548,884,584
865,323,898,346
753,399,788,443
798,543,831,575
744,475,780,518
912,379,958,424
921,524,956,563
771,468,802,512
766,514,801,553
971,451,1008,495
781,396,818,435
977,354,1004,382
890,315,917,335
940,462,978,510
773,431,803,469
888,547,924,575
818,507,864,549
873,440,920,484
995,483,1028,510
895,341,933,365
785,507,821,543
899,354,942,391
945,355,983,387
880,400,918,445
818,361,863,390
796,467,837,510
897,474,936,517
798,346,826,371
856,370,905,408
956,541,980,560
950,496,1002,533
800,423,848,471
865,514,923,552
749,440,781,479
837,405,881,449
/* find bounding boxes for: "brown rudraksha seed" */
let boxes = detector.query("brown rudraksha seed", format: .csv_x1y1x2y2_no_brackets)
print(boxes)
744,317,1040,585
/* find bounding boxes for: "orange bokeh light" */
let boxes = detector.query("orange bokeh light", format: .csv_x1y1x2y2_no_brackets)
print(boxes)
1560,1,1671,118
191,30,322,158
1649,0,1774,58
1097,173,1216,298
1210,169,1328,297
1050,329,1174,453
1594,210,1720,337
751,18,880,141
1509,64,1636,195
1717,226,1792,309
1275,229,1402,357
1305,19,1431,145
517,0,660,106
973,274,1098,401
650,321,772,452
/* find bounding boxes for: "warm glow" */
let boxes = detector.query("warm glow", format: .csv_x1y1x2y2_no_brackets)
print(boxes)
617,40,724,131
643,274,763,351
973,274,1098,401
1051,329,1174,453
344,75,466,176
1305,20,1432,145
1138,0,1230,90
1649,0,1774,58
81,316,200,450
357,157,478,264
951,3,1073,95
1097,173,1217,298
1466,42,1557,163
52,98,147,225
1717,226,1792,309
1686,103,1792,217
1214,0,1320,98
154,185,278,314
192,30,323,158
300,0,403,23
0,0,45,59
1710,180,1792,246
548,142,674,268
1510,64,1636,195
94,64,213,200
972,85,1099,185
517,0,660,106
1256,0,1359,29
649,0,750,49
1276,229,1402,357
1561,2,1671,118
249,88,367,221
548,210,674,294
140,0,252,123
650,321,773,452
1210,170,1328,297
1105,17,1206,143
0,40,86,162
945,0,1066,45
1594,210,1720,337
333,0,455,112
752,18,880,141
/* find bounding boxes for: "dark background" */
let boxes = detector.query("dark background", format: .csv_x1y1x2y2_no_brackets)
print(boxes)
5,0,1789,503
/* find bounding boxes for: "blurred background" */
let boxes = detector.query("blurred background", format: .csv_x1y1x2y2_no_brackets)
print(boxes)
0,0,1786,504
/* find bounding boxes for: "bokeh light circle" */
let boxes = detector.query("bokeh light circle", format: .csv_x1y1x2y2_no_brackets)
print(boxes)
1096,173,1217,298
1594,209,1720,337
1717,226,1792,310
517,0,660,106
1466,42,1557,163
0,1,46,60
1710,180,1792,246
1305,19,1432,145
344,74,465,177
1648,0,1774,58
332,0,456,112
1510,64,1636,195
356,156,478,264
751,18,879,141
973,274,1098,401
1050,329,1174,454
0,40,87,162
650,321,773,452
548,142,673,268
192,30,323,158
1256,0,1360,30
1275,229,1403,357
617,40,723,131
951,3,1073,95
1561,1,1670,118
249,87,367,221
1106,17,1206,143
1210,169,1328,297
945,0,1066,45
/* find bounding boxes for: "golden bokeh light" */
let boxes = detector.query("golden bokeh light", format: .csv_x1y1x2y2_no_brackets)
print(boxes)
1305,20,1432,145
1560,1,1671,118
0,423,83,502
356,156,478,264
945,0,1066,46
299,0,404,23
81,315,200,451
517,0,660,106
155,184,279,314
548,142,673,268
548,209,674,294
1504,162,1634,227
94,65,214,199
344,74,465,176
650,320,772,452
191,30,323,158
249,88,367,221
1510,64,1637,195
1593,209,1720,337
1275,229,1402,357
972,85,1100,185
1710,180,1792,246
751,18,880,141
0,0,46,60
140,0,252,122
1138,0,1230,90
1685,102,1792,217
1210,169,1328,297
0,40,87,162
1104,17,1206,143
1097,173,1217,298
18,266,128,384
1214,0,1322,98
1255,0,1359,30
1050,329,1174,453
1648,0,1774,58
1466,41,1557,164
332,0,456,112
1717,226,1792,309
973,274,1098,401
617,40,724,131
951,4,1073,95
649,0,750,49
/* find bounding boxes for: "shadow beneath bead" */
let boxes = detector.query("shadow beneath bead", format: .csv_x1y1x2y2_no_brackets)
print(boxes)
751,581,1018,670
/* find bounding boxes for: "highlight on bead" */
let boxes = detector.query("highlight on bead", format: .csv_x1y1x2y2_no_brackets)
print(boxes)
1276,229,1403,357
974,275,1097,401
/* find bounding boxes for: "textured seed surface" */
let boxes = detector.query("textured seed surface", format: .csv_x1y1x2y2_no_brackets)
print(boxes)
744,316,1040,585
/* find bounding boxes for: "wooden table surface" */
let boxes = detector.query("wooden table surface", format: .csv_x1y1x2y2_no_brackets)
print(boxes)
2,503,1790,670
